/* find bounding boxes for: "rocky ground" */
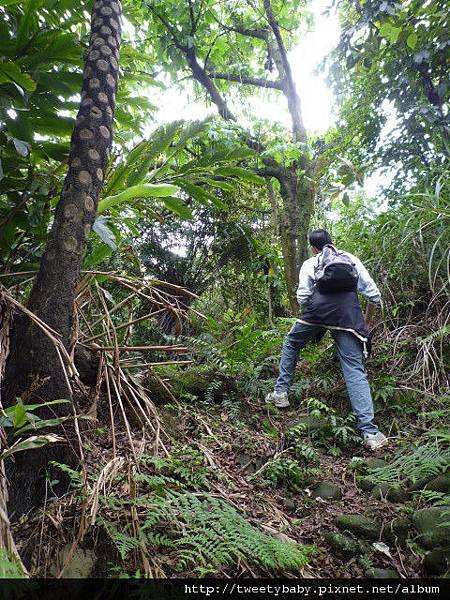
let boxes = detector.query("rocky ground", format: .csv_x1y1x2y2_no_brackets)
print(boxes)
159,394,450,579
12,388,449,579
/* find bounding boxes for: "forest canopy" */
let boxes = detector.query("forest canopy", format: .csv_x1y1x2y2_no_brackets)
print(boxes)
0,0,448,583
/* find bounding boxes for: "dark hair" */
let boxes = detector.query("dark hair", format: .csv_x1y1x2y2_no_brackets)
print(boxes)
308,229,332,250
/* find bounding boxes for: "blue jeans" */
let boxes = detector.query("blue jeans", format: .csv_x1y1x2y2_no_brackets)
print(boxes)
275,322,378,435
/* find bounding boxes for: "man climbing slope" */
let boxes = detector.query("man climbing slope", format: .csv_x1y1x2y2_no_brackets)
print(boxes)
266,229,388,451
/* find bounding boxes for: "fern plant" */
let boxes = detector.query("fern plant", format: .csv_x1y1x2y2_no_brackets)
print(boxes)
140,490,312,573
140,445,209,489
287,397,360,455
258,457,321,491
365,432,450,487
97,517,142,561
412,489,450,507
95,449,313,576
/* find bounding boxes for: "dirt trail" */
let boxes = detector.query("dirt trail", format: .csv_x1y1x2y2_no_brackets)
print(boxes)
164,396,424,578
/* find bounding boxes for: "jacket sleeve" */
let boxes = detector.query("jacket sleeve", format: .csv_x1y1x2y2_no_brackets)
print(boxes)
296,260,315,306
354,257,381,304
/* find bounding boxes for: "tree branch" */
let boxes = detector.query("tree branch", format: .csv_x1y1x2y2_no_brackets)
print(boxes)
222,23,269,40
263,0,307,143
149,5,284,178
208,71,284,90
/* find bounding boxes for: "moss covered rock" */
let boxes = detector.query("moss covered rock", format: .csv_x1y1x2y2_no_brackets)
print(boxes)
356,476,375,492
312,481,342,501
352,457,387,474
370,482,408,503
324,532,361,556
412,506,450,549
366,567,399,578
365,457,388,470
424,472,450,494
423,548,450,575
335,514,382,540
409,471,450,493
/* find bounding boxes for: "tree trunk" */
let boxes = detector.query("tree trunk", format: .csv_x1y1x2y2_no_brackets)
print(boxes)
2,0,122,518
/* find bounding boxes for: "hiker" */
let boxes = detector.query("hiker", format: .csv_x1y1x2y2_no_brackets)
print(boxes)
266,229,388,451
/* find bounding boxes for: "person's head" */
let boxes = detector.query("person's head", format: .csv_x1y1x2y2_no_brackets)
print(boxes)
309,229,332,254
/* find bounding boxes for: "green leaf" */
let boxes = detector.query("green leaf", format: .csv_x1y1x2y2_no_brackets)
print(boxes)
179,181,227,210
389,27,401,44
98,183,179,214
262,420,279,439
83,242,113,269
0,61,36,92
208,179,235,192
379,22,392,39
162,196,193,220
1,434,64,459
17,0,44,49
3,399,69,414
13,401,27,429
31,115,75,136
214,167,265,185
15,416,76,435
35,141,70,161
407,32,418,50
379,22,401,44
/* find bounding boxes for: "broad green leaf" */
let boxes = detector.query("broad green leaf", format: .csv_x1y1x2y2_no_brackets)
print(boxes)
98,183,179,214
83,242,113,269
379,22,392,38
0,61,36,92
5,114,33,142
17,0,44,49
35,141,70,161
389,27,401,44
407,32,418,50
162,196,193,220
179,181,228,211
0,158,3,182
1,434,64,459
15,416,75,435
31,115,75,136
13,401,26,429
208,179,235,192
214,167,265,185
379,22,400,44
2,399,70,414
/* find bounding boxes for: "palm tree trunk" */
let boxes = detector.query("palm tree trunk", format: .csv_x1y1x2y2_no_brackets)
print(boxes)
2,0,122,517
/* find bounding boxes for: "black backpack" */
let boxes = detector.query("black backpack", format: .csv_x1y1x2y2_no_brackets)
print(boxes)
314,244,358,293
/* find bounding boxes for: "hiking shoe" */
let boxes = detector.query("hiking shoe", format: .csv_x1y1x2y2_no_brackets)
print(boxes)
265,391,290,408
363,431,388,451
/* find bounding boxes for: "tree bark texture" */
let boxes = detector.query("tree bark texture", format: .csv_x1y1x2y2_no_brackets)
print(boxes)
2,0,122,518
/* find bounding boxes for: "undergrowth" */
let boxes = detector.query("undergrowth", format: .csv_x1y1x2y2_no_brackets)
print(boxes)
91,447,313,576
364,430,450,493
